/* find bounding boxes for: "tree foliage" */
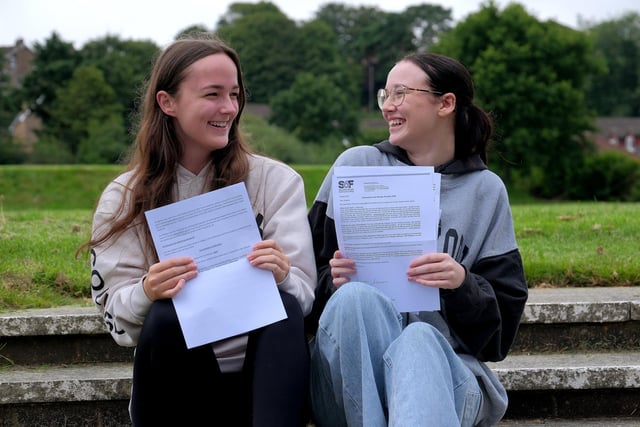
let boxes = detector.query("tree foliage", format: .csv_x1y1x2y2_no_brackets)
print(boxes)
315,3,453,109
433,1,602,197
176,25,211,40
45,65,123,160
0,74,20,127
585,12,640,117
76,114,129,164
269,72,359,143
216,3,300,103
295,19,351,80
405,4,454,52
20,32,81,124
3,0,638,201
80,36,159,137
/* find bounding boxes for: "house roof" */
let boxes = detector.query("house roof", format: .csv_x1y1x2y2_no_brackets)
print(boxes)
595,117,640,136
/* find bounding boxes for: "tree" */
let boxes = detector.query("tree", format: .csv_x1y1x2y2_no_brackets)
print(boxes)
404,4,454,52
295,19,349,79
216,1,283,26
176,25,211,40
0,76,28,163
315,4,393,109
269,72,359,143
434,1,602,197
80,36,159,139
295,19,361,103
216,2,300,103
45,65,122,159
0,74,21,128
76,114,129,164
585,12,640,117
19,32,81,124
315,3,452,110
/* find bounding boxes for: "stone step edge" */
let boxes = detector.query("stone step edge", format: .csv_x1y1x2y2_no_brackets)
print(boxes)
1,287,639,337
487,350,640,391
1,352,639,404
521,286,640,324
0,362,132,404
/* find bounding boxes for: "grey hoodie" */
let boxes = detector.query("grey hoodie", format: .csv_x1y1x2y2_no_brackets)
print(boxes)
307,141,528,426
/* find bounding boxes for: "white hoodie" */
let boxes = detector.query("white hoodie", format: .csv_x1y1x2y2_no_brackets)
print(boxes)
90,154,316,372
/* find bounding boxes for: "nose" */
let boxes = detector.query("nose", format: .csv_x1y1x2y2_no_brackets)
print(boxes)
380,97,396,112
220,95,238,115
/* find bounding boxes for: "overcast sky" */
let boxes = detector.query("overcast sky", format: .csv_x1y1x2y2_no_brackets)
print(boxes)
1,0,638,49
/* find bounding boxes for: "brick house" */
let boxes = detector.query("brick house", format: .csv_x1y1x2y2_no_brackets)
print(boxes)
2,39,41,148
593,117,640,156
1,38,34,88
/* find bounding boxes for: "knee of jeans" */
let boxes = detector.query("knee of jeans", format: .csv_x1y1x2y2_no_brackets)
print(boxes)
396,322,448,352
325,282,387,314
319,282,402,334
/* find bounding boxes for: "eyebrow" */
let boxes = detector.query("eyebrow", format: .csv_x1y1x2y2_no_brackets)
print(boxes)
203,84,240,90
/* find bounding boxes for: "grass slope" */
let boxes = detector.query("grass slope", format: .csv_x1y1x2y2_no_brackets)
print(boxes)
0,165,638,311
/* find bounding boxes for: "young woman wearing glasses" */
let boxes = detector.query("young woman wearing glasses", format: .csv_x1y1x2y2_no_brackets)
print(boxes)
306,52,528,427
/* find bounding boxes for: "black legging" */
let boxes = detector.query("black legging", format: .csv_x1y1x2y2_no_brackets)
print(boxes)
130,291,310,427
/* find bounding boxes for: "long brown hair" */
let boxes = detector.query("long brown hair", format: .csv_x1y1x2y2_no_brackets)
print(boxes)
78,33,252,261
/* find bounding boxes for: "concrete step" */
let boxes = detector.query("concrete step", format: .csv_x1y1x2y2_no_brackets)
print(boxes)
0,286,639,424
0,351,637,420
1,287,638,365
2,351,637,404
512,286,640,353
490,351,640,391
0,363,132,405
0,306,132,366
490,351,640,419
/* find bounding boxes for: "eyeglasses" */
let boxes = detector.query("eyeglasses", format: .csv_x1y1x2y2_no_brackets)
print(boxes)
377,85,443,110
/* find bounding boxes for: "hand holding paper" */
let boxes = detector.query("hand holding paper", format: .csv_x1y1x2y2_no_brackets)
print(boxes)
144,182,286,348
332,166,441,312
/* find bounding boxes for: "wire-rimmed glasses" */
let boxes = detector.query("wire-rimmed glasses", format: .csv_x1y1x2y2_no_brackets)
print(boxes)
377,85,443,110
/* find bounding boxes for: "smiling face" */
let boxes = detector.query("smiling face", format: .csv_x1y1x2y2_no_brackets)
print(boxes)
380,60,456,165
156,53,239,173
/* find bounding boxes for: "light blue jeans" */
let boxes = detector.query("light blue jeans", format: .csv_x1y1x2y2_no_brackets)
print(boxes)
310,282,482,427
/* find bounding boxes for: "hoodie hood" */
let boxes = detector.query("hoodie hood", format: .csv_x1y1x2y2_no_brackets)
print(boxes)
373,140,487,175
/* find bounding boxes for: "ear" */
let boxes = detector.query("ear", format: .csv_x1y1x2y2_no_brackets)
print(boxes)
438,92,456,117
156,90,176,117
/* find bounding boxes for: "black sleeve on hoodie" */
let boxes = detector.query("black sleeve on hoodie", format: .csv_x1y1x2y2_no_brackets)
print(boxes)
440,249,528,362
305,200,338,336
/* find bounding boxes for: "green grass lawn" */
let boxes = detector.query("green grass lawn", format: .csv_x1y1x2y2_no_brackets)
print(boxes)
513,202,639,286
1,165,638,311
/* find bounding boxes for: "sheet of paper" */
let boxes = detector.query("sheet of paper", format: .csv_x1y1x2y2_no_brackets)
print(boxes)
333,166,441,312
144,182,286,348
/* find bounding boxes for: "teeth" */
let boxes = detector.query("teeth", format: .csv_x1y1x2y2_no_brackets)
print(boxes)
389,120,403,126
209,121,227,128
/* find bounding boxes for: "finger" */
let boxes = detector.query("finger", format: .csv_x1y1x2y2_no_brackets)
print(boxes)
160,278,187,298
253,239,281,252
249,252,290,282
332,265,356,277
152,262,198,286
330,258,355,269
248,244,285,262
249,252,288,269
